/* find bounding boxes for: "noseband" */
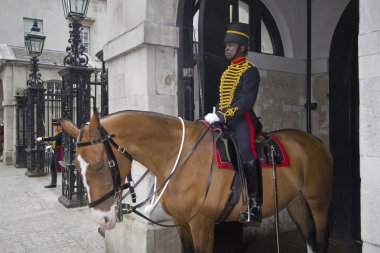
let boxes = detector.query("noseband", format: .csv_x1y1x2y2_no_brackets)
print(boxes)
76,126,135,208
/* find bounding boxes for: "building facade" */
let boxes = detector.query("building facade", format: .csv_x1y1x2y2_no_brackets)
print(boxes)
0,0,379,252
0,0,107,165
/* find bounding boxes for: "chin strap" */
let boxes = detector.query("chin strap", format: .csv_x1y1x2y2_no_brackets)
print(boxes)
225,45,242,62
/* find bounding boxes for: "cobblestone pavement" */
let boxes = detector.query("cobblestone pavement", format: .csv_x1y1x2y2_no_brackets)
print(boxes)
0,164,104,253
0,163,362,253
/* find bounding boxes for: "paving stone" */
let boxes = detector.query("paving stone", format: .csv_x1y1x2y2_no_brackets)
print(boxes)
0,165,105,253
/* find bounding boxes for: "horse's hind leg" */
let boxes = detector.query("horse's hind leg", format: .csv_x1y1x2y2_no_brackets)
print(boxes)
287,192,319,253
305,193,330,253
176,222,195,253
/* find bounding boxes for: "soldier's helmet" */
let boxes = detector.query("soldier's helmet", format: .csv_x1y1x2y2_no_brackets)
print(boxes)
224,22,250,47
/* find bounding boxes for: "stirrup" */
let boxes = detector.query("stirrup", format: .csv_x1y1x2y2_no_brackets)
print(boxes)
239,204,262,224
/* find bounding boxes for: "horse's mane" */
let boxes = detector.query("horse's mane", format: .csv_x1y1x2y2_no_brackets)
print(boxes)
101,110,178,121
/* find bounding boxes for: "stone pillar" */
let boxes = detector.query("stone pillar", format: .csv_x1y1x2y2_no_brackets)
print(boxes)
102,0,181,251
359,0,380,252
1,65,17,166
3,97,15,165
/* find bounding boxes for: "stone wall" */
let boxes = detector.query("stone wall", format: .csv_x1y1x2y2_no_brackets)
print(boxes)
359,0,380,252
249,52,329,145
103,0,182,252
244,52,330,237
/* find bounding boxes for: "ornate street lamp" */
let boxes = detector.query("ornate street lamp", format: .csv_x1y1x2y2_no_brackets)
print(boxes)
62,0,90,66
25,20,46,88
59,0,92,207
24,20,46,177
62,0,89,22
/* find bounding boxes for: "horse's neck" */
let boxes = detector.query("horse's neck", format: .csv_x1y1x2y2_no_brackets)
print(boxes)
105,112,183,181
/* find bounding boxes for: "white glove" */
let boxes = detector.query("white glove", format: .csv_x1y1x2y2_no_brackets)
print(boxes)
45,145,53,153
36,137,43,142
205,113,220,124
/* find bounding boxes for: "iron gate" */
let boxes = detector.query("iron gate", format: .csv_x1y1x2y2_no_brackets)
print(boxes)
15,95,27,168
58,66,108,208
15,65,108,208
43,82,62,174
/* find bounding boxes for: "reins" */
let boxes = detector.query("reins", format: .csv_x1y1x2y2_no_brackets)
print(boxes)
143,117,186,212
123,122,214,227
76,117,215,228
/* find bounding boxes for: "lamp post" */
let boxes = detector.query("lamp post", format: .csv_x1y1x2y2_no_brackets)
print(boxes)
59,0,93,207
24,20,47,177
62,0,89,66
25,20,46,87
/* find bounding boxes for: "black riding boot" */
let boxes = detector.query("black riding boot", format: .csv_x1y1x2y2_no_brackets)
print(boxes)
45,151,58,188
239,159,263,223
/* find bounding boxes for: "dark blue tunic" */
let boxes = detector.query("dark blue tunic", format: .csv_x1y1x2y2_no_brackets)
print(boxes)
216,57,261,162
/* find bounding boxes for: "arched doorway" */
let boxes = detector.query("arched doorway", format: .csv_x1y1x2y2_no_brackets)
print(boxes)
177,0,284,121
177,0,285,251
329,0,360,241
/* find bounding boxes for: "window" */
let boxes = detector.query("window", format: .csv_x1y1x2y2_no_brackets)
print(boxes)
80,26,90,54
46,81,62,93
23,18,43,36
232,0,284,56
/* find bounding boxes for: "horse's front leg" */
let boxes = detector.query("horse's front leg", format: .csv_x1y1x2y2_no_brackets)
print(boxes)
175,221,195,253
188,217,215,253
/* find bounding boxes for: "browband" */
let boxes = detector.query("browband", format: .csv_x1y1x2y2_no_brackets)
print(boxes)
76,134,115,147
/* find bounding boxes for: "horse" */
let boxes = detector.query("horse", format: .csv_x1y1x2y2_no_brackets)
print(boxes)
60,110,333,253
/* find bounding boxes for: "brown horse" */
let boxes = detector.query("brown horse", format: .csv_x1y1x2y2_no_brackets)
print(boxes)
60,110,333,253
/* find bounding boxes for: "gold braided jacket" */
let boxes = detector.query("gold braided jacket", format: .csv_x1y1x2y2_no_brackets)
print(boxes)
218,57,254,122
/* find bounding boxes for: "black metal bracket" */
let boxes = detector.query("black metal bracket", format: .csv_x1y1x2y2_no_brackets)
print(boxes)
304,102,318,111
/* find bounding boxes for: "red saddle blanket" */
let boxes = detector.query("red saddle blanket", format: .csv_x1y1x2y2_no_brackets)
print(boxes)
204,122,290,170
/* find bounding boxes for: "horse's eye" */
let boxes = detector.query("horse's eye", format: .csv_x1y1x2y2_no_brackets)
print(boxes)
94,163,104,174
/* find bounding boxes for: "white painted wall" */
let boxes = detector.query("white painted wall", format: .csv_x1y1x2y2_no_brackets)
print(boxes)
359,0,380,252
262,0,307,59
263,0,350,74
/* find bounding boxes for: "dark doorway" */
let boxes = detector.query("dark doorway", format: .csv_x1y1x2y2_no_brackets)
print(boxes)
329,0,360,241
177,0,196,120
197,0,229,115
177,0,229,120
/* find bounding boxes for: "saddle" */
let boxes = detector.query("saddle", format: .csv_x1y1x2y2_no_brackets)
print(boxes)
213,126,290,169
208,123,290,222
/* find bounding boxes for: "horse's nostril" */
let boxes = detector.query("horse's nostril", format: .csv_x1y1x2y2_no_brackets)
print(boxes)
104,216,109,223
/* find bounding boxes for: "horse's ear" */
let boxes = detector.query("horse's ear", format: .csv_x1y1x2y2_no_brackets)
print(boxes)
89,109,101,138
59,119,79,139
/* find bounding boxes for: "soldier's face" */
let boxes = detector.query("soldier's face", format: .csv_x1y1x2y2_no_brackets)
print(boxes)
224,43,244,61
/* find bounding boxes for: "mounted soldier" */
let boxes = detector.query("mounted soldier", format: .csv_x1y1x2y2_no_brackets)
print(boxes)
204,22,263,223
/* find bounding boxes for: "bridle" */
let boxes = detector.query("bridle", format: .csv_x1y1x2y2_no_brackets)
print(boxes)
76,126,136,208
75,120,215,227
